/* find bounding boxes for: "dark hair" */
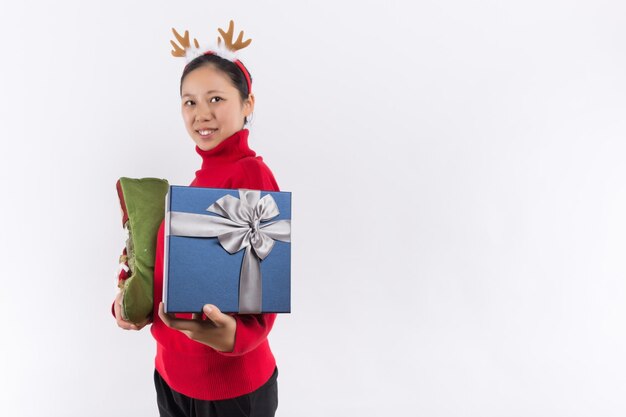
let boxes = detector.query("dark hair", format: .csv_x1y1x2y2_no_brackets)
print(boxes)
179,53,252,101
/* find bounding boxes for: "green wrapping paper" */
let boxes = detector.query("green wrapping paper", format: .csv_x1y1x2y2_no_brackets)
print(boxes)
116,177,169,324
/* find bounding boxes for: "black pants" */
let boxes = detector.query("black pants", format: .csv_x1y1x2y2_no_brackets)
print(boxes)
154,368,278,417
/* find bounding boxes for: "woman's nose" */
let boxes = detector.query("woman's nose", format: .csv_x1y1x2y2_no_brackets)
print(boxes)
195,102,213,121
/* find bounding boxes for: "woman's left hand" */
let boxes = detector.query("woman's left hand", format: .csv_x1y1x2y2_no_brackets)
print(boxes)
158,302,236,352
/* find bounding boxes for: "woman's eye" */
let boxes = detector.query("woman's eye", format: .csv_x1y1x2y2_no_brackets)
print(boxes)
210,97,223,103
184,100,195,106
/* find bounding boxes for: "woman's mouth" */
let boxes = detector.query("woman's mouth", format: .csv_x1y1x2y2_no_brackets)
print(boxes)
197,129,217,137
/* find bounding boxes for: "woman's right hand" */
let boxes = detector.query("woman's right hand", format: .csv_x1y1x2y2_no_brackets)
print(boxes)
114,290,150,330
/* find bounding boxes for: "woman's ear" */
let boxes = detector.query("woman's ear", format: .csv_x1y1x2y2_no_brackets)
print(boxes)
243,93,255,117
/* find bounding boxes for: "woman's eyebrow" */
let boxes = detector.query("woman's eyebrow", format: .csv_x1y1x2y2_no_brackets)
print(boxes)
181,90,225,98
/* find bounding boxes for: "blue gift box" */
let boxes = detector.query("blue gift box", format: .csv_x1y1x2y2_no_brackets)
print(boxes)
163,186,291,314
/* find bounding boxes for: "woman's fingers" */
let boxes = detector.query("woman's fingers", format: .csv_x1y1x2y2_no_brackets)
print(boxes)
158,302,202,334
202,304,229,327
114,291,138,330
133,317,150,330
156,303,235,351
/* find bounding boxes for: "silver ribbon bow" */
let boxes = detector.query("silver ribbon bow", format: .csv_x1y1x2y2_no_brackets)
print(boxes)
169,189,291,313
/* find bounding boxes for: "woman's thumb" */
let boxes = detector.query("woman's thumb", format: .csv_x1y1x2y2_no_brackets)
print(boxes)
203,304,222,322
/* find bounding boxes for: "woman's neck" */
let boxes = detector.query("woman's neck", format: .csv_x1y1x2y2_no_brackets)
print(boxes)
195,129,255,169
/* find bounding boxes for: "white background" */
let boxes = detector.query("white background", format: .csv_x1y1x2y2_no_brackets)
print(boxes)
1,1,625,416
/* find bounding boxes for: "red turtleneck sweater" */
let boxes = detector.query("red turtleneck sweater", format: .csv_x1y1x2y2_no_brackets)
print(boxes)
149,129,279,400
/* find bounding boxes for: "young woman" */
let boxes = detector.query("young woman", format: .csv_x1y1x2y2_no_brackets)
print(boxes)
113,24,280,417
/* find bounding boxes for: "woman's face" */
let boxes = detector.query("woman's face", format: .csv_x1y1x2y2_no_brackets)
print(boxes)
181,65,254,151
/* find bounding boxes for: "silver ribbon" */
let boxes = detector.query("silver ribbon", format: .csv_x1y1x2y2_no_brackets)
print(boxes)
169,189,291,313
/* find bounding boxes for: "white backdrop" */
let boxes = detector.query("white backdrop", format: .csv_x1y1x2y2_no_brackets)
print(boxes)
1,1,625,416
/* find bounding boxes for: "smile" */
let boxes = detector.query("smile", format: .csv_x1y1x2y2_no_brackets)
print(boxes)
197,129,216,136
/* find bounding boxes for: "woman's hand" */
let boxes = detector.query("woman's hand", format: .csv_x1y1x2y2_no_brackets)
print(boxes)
158,302,237,352
114,291,150,330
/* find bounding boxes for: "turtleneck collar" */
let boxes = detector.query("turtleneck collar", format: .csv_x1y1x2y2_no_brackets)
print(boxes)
195,129,256,170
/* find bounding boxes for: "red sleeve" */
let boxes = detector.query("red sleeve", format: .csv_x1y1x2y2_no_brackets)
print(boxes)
217,157,280,356
219,313,277,356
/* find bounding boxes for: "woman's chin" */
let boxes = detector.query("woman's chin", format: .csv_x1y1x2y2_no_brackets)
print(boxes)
194,136,222,151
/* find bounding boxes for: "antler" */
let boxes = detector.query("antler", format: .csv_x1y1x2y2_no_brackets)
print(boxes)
217,20,252,52
170,28,200,57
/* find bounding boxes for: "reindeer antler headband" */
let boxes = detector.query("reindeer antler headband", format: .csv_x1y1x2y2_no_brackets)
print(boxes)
170,20,253,93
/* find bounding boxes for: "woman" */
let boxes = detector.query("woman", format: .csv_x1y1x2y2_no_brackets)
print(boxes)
114,22,281,417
